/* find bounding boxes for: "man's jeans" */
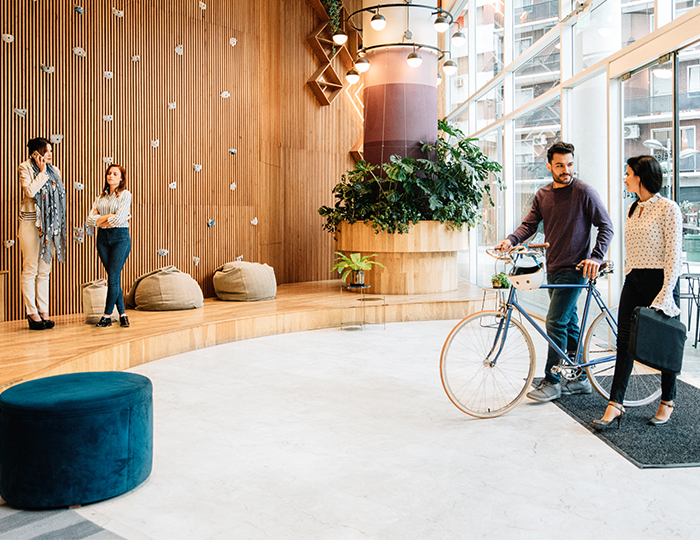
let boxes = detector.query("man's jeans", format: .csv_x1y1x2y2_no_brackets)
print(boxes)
544,270,586,383
96,228,131,316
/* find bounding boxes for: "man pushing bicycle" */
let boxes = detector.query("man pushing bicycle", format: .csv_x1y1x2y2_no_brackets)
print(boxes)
495,142,614,402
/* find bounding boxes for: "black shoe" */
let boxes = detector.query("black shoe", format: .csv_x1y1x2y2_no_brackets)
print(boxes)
120,315,130,328
27,316,46,330
41,317,55,329
95,316,112,328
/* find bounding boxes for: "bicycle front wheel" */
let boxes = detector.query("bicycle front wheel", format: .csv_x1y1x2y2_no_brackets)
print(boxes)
440,311,536,418
584,308,662,406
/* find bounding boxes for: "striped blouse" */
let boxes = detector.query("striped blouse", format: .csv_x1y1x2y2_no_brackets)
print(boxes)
624,193,683,317
86,190,132,229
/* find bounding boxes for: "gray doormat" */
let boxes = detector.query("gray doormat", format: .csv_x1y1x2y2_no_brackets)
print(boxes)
547,378,700,469
0,506,125,539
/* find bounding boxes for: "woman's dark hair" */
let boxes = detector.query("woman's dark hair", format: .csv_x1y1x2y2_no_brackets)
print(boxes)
627,155,663,194
26,137,51,155
547,141,575,163
101,164,128,196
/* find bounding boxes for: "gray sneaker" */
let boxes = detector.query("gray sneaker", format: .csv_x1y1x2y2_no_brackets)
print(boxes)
561,378,593,395
527,380,561,402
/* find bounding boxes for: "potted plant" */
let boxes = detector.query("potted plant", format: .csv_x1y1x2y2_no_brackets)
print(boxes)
491,271,510,289
331,252,385,286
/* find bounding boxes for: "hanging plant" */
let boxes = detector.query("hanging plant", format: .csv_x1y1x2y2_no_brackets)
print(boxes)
318,120,504,234
321,0,342,33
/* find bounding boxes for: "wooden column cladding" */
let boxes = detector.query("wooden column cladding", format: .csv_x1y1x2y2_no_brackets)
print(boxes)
0,0,362,321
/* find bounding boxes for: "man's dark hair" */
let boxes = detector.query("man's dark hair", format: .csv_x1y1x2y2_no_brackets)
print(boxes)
547,141,575,163
627,155,663,194
26,137,51,154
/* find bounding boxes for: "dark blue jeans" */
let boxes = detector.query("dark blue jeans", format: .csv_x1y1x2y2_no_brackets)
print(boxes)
96,228,131,316
544,270,587,383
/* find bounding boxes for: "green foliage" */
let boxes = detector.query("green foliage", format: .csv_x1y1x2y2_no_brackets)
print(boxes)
331,252,385,282
491,271,510,289
322,0,342,33
318,120,504,234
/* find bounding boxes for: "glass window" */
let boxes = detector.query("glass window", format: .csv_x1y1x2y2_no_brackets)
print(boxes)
513,0,559,61
476,82,504,131
513,39,561,109
449,10,469,112
622,0,654,47
476,0,505,89
675,0,697,19
469,126,505,286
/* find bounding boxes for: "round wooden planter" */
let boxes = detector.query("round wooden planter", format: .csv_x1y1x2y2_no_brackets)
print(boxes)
335,221,468,295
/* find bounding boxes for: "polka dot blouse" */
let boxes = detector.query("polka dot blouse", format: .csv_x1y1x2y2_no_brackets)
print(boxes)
624,193,683,317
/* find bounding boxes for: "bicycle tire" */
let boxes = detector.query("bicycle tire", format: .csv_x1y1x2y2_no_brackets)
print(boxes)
584,308,662,406
440,311,536,418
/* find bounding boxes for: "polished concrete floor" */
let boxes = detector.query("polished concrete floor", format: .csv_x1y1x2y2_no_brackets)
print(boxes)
64,319,700,540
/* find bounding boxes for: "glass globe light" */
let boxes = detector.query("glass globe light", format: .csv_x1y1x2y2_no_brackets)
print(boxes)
451,30,466,48
345,69,360,84
370,13,386,31
443,59,458,75
407,51,422,68
355,56,370,73
434,16,449,33
333,29,348,45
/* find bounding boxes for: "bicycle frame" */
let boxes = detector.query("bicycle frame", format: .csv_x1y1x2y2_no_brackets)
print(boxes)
492,280,617,371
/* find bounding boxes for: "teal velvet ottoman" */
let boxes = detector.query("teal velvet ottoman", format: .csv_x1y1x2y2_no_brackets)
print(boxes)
0,372,153,509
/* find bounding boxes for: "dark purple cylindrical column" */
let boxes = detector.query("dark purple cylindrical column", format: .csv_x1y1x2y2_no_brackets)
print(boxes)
363,48,438,166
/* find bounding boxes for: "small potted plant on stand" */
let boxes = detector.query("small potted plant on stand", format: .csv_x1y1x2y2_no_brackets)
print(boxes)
491,271,510,289
332,252,385,287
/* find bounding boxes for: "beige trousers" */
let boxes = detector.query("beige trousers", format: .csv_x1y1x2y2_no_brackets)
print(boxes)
18,220,52,315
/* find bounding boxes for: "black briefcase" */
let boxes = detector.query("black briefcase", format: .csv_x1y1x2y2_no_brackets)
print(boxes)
628,306,686,374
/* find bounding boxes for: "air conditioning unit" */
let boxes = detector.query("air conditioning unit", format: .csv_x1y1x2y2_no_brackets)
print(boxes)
624,124,640,139
454,76,465,88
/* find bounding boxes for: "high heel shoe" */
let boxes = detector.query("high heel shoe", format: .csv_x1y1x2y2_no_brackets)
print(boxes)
591,403,625,429
40,316,55,329
648,401,674,426
27,316,46,331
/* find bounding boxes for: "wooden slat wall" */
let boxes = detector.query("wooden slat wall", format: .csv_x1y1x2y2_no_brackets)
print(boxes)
0,0,362,321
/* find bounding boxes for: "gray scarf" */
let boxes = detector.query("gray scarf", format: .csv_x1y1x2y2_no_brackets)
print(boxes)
32,162,67,264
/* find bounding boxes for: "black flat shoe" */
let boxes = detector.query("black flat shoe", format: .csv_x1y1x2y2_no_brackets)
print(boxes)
95,316,112,328
120,315,130,328
41,317,55,329
27,316,46,330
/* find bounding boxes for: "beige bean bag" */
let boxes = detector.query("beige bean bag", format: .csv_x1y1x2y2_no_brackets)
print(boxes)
126,266,203,311
213,261,277,301
81,279,119,323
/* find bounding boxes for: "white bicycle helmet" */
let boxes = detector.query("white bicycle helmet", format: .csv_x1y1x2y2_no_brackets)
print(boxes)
508,257,545,291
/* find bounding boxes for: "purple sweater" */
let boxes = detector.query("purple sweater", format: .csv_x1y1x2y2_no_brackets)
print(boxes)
507,178,614,275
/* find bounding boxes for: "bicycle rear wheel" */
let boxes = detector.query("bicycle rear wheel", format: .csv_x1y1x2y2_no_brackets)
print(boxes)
584,308,662,406
440,311,535,418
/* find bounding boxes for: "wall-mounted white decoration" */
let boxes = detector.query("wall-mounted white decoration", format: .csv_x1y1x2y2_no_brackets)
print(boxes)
193,256,200,266
73,47,87,57
168,181,177,189
251,217,258,226
157,249,169,256
151,140,159,148
14,108,27,118
40,65,54,74
228,148,237,154
199,2,206,9
131,55,140,62
168,102,176,110
50,134,63,144
175,45,183,55
236,255,243,261
104,71,113,79
229,182,236,191
229,37,237,47
74,5,84,14
193,164,202,172
102,157,114,164
103,115,113,122
74,182,84,191
207,219,215,228
112,7,124,17
4,240,15,248
220,91,230,98
74,227,85,243
2,34,14,44
85,224,95,237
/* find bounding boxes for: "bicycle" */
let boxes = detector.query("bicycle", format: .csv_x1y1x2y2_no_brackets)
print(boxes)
440,243,664,418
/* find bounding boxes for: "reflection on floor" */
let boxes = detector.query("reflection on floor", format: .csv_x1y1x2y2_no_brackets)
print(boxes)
53,320,700,540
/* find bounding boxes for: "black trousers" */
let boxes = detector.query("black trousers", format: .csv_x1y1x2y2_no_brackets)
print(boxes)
609,269,679,404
